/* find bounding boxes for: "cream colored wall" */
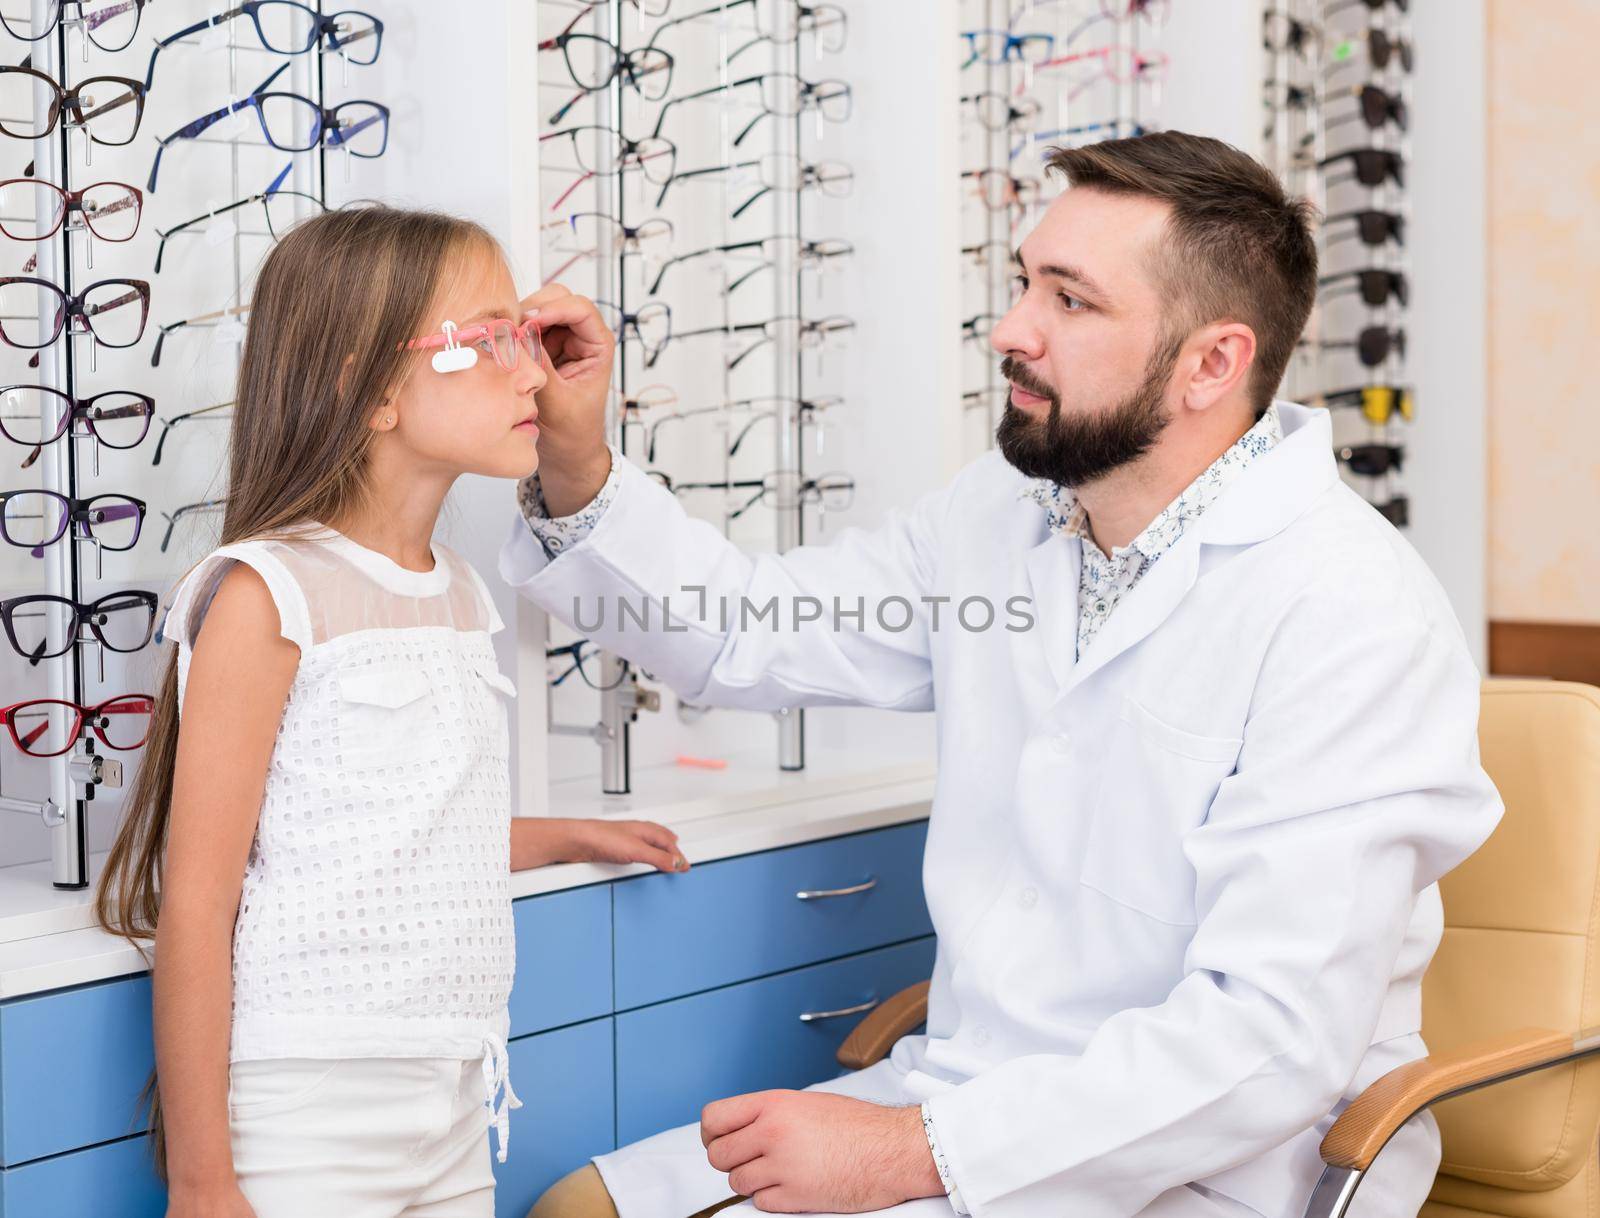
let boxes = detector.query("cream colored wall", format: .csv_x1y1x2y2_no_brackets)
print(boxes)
1487,0,1600,623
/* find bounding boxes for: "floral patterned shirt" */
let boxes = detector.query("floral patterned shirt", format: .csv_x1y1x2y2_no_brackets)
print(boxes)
518,442,626,560
1018,403,1283,662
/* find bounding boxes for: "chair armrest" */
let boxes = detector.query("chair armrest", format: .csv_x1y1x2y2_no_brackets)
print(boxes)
836,980,930,1070
1321,1027,1577,1171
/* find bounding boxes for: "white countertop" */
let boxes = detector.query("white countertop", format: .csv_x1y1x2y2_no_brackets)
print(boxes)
0,753,935,1001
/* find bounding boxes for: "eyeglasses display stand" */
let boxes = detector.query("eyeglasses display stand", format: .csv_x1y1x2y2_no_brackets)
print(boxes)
957,0,1172,461
1,0,118,888
0,2,355,887
1265,0,1413,527
537,0,853,794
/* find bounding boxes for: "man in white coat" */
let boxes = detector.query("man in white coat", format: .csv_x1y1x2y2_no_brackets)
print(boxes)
504,132,1503,1218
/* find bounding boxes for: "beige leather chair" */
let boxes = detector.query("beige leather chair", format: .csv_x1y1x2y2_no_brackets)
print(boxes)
841,680,1600,1218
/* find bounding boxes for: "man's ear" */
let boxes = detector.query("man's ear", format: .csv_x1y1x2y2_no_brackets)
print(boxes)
1182,321,1257,415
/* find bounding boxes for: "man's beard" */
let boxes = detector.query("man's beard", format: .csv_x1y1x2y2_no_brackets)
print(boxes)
995,338,1182,488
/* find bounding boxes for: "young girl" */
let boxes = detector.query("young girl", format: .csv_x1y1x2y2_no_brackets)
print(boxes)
95,205,687,1218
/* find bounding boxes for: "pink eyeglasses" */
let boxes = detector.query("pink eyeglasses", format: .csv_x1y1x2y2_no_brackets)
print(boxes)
400,317,542,373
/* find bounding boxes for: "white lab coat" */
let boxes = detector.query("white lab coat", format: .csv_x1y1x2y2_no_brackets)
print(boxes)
499,401,1503,1218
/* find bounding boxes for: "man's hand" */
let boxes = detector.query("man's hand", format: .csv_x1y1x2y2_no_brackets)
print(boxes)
519,283,614,515
701,1090,944,1214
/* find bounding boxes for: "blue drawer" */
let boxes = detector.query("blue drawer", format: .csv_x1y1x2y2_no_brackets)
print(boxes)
615,936,936,1145
509,883,613,1037
0,974,153,1167
0,1133,164,1218
613,821,931,1009
493,1017,615,1218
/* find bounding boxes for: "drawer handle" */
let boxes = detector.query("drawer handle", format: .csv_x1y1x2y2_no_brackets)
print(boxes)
795,876,878,901
799,998,879,1024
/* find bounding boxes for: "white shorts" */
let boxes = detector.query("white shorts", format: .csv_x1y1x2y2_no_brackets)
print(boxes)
229,1056,496,1218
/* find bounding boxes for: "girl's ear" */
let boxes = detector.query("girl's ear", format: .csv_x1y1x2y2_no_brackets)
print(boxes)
368,400,396,432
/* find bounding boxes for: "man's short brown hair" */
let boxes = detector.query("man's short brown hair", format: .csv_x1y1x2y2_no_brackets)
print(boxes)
1044,130,1318,418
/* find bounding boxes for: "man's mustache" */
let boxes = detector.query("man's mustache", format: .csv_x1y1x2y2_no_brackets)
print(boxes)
999,356,1059,407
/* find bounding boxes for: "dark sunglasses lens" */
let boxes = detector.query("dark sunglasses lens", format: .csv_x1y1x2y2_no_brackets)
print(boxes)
1361,88,1388,128
0,386,70,445
2,491,67,547
1358,329,1404,365
3,597,73,660
91,594,157,652
1377,496,1410,527
1344,445,1403,476
254,0,320,52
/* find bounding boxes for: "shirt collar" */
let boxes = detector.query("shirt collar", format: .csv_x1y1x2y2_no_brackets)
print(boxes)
1019,402,1284,562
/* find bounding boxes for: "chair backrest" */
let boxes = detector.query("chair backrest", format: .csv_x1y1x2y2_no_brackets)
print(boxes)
1421,680,1600,1218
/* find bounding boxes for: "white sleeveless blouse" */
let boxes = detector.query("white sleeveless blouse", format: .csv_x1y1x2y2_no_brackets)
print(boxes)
161,523,523,1159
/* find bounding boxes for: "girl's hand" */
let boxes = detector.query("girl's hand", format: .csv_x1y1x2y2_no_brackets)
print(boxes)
518,283,612,471
165,1180,258,1218
569,817,689,873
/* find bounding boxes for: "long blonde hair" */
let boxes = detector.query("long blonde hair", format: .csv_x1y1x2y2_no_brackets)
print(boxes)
94,204,501,1182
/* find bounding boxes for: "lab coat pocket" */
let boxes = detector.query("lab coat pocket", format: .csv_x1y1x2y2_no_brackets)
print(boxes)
337,666,435,769
1081,698,1243,926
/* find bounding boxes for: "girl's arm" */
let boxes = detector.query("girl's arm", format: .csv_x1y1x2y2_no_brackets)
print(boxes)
511,815,689,874
155,565,298,1208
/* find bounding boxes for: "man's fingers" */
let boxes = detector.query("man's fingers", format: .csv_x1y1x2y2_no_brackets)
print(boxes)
518,283,573,313
527,293,612,351
727,1160,782,1203
701,1092,768,1145
705,1125,763,1174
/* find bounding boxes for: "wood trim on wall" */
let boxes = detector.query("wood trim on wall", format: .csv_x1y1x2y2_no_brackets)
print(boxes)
1489,622,1600,686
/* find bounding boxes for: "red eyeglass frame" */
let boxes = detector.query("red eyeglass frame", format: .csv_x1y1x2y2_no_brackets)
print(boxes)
399,318,542,372
0,693,154,757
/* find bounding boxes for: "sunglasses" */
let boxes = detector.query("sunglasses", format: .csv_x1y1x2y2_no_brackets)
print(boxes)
1322,326,1406,366
1319,384,1414,425
1320,268,1409,307
0,590,158,664
1324,209,1404,248
1,693,153,757
1320,147,1405,189
1328,84,1407,133
400,318,542,373
1338,443,1404,477
1332,27,1413,72
1373,495,1409,528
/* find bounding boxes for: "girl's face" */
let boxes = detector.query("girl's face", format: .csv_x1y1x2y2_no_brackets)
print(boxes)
382,241,548,480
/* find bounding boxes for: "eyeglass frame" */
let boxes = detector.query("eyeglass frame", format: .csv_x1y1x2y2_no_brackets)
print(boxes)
0,63,145,145
145,2,384,91
153,185,326,273
0,178,141,244
0,0,147,51
0,489,145,554
146,60,389,193
0,589,158,664
0,385,154,457
0,693,153,757
0,275,150,350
